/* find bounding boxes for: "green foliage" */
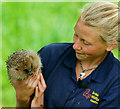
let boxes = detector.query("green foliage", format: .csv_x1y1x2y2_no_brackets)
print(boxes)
2,2,119,107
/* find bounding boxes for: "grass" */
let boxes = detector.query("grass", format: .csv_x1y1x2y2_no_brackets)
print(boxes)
2,2,119,107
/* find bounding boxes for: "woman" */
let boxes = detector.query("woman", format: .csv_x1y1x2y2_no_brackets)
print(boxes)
14,1,120,108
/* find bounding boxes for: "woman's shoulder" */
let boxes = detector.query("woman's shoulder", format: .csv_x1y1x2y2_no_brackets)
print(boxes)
40,43,73,50
37,43,74,71
37,43,74,78
37,43,73,56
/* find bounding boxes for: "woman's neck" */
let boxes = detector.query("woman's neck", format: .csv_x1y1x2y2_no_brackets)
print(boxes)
80,52,108,69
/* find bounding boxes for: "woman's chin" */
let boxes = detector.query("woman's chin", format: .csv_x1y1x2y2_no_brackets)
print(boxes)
76,53,87,60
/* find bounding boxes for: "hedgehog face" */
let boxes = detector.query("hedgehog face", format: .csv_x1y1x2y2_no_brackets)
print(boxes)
8,67,29,81
6,50,42,83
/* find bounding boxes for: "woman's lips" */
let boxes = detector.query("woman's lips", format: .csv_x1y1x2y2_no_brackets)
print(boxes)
76,52,85,55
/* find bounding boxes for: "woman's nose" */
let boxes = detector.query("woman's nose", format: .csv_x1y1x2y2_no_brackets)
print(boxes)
73,40,82,50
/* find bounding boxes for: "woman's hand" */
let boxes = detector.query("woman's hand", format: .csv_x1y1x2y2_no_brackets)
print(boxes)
12,70,41,107
31,73,46,108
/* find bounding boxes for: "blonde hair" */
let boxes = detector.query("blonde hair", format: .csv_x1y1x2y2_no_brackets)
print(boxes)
80,1,119,44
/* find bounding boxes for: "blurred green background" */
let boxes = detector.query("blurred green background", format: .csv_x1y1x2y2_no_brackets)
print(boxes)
2,2,118,107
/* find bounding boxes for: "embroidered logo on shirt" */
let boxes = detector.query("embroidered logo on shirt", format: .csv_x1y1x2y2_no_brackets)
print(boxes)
83,89,91,99
83,89,99,104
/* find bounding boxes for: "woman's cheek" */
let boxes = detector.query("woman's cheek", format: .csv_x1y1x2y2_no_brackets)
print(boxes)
84,47,95,54
85,49,100,57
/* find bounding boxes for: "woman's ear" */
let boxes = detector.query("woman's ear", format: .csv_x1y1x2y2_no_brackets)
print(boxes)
106,40,117,51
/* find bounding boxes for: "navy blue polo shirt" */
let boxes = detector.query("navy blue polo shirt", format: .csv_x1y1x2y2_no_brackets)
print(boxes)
37,43,120,108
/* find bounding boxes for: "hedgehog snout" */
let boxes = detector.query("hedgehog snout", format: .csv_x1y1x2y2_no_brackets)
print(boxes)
28,72,33,75
24,69,33,75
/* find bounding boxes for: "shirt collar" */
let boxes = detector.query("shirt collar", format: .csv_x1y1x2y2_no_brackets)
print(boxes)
91,52,114,84
64,45,114,84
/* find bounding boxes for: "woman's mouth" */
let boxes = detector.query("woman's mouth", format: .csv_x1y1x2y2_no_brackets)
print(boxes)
76,52,85,55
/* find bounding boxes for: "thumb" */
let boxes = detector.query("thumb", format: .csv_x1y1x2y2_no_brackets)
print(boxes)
35,86,39,98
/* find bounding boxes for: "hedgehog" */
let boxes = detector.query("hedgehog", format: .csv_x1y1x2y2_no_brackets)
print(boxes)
6,50,42,84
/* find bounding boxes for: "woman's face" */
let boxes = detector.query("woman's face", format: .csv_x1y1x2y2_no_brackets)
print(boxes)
73,18,108,61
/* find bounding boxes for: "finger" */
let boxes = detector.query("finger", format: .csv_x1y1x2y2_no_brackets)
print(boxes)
25,75,34,84
36,68,41,75
27,76,37,88
40,73,46,89
27,72,41,88
32,77,39,88
38,81,45,95
37,72,41,80
34,68,41,77
35,86,39,97
36,86,38,94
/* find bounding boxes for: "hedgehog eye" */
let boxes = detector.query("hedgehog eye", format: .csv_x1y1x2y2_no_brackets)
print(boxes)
15,68,19,71
24,69,29,73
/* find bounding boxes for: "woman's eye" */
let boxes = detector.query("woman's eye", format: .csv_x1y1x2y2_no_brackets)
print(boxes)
81,39,89,45
84,41,89,45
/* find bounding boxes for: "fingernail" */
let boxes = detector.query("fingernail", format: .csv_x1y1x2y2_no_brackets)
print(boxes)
40,73,43,77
